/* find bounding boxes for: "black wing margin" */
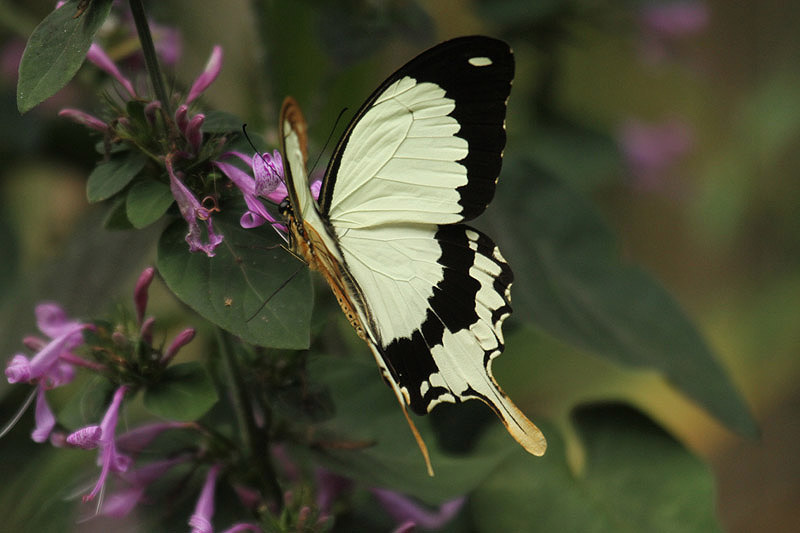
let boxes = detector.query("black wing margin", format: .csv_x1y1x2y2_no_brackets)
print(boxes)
319,36,514,221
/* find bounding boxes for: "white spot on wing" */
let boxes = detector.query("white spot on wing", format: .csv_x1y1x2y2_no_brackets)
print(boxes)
469,56,493,67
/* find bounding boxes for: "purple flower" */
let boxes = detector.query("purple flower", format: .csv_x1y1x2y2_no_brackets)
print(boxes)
67,385,132,502
315,468,353,516
618,118,693,191
58,108,109,133
161,327,196,365
87,43,137,98
186,46,223,105
252,151,283,197
5,303,90,442
151,23,182,67
187,464,263,532
370,488,466,531
217,149,321,235
101,455,189,518
167,154,224,256
189,464,221,533
140,316,156,345
134,267,155,325
116,421,191,454
31,387,56,443
186,114,206,154
214,157,279,230
637,1,710,64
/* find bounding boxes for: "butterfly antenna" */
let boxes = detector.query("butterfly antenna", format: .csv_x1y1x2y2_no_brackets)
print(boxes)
246,264,305,322
241,123,272,168
308,107,349,176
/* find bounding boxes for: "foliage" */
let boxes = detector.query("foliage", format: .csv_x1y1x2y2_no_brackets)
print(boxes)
0,0,756,532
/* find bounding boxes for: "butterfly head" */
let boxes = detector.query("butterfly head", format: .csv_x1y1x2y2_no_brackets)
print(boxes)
278,197,293,218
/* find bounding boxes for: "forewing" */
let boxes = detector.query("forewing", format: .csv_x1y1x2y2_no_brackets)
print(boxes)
320,36,513,228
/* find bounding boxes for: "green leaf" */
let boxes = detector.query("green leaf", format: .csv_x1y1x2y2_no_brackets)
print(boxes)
485,159,757,436
156,204,313,349
86,152,148,203
306,355,514,504
16,0,114,113
203,110,245,134
103,196,134,230
472,404,721,532
143,362,218,421
57,377,115,431
126,180,174,228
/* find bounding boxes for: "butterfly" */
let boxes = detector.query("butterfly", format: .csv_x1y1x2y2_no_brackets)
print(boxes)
278,35,546,474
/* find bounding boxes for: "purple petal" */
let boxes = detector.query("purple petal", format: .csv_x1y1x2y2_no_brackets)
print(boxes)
116,421,189,453
87,43,136,98
152,24,182,67
35,302,71,337
167,157,223,257
134,267,155,324
391,522,416,533
189,464,221,533
67,425,102,449
100,386,127,439
640,2,709,38
58,108,109,132
315,468,353,514
140,316,156,345
101,456,187,516
310,179,322,201
101,485,147,518
242,194,275,227
144,101,162,126
264,181,288,204
186,46,223,105
175,104,189,135
371,488,466,530
124,455,188,486
162,327,196,364
31,386,56,443
233,484,260,509
44,360,76,388
84,386,130,502
5,354,32,383
215,160,256,196
252,151,282,196
619,118,693,191
186,113,205,153
12,323,85,383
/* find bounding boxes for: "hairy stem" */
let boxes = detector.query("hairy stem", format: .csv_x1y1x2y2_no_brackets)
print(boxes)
128,0,171,117
215,328,282,507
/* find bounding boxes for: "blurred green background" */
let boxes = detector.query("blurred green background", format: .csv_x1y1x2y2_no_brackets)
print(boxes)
1,1,798,531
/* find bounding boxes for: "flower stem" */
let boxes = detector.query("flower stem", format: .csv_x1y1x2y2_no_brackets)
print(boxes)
128,0,172,117
215,328,282,507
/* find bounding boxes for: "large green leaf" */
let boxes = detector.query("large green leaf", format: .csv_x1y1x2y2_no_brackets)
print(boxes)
156,206,312,349
86,152,148,203
471,404,721,532
306,355,514,504
484,158,756,437
126,179,174,228
16,0,114,113
143,362,218,421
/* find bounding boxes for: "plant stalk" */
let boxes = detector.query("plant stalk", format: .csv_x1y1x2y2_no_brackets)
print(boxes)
128,0,172,117
215,328,282,507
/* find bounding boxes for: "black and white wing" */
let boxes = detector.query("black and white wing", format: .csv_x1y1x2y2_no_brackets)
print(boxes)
282,36,546,458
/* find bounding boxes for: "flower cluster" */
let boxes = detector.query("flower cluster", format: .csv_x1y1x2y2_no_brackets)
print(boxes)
59,33,228,256
5,303,96,443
